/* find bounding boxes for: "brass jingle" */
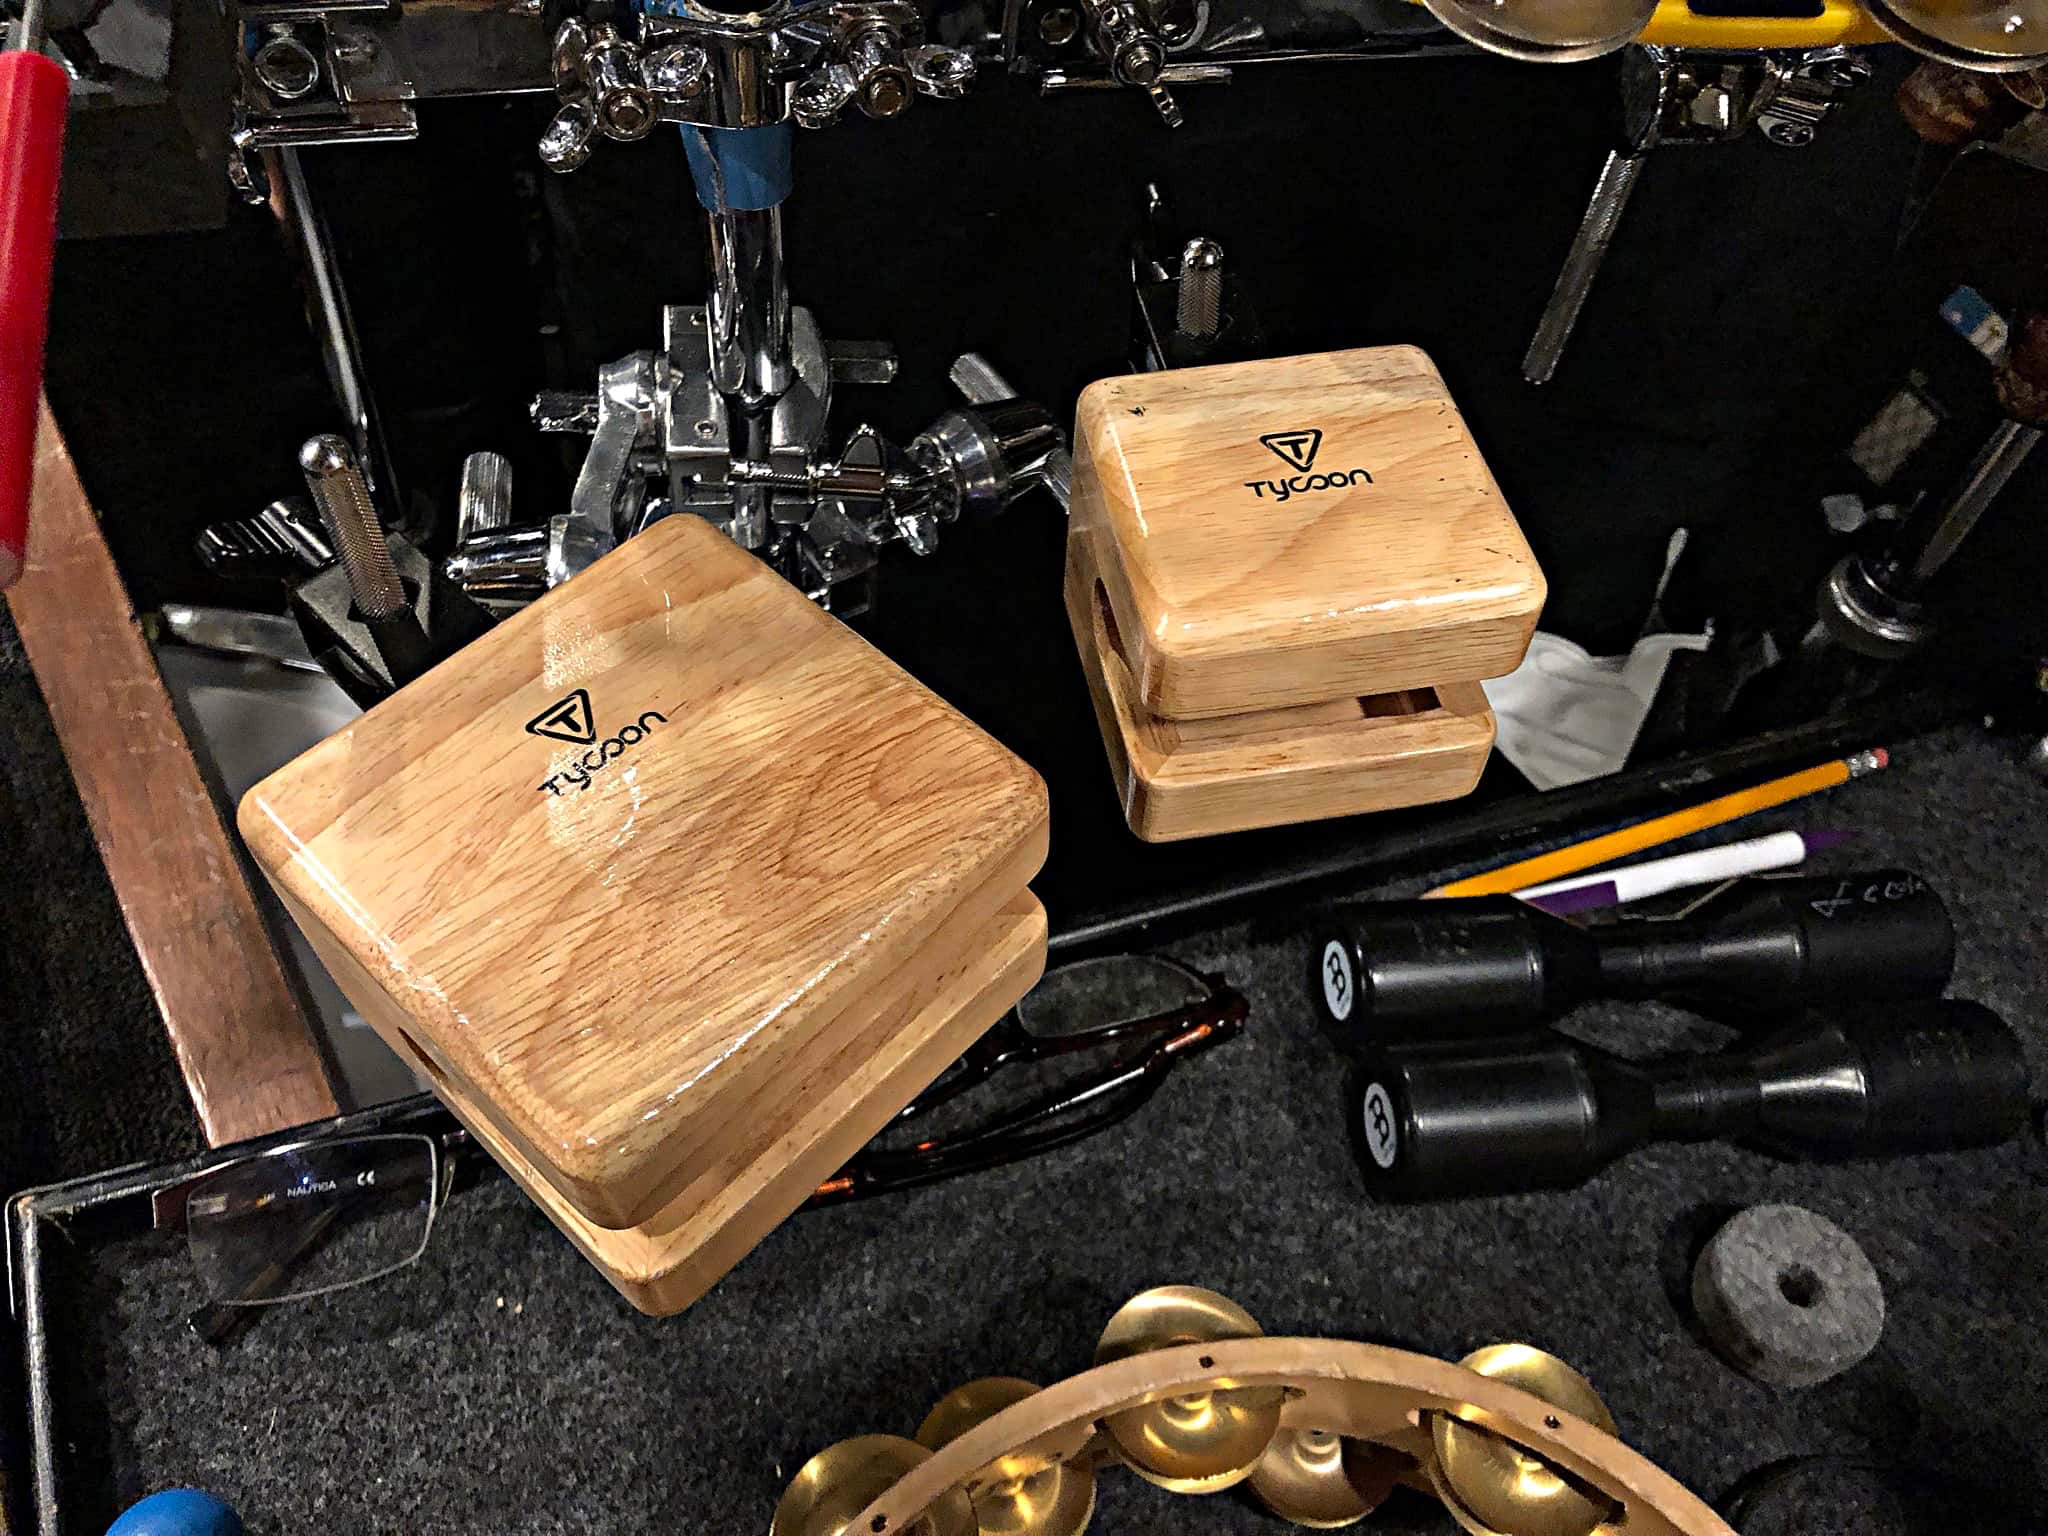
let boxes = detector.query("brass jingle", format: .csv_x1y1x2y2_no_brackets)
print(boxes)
1429,1345,1622,1536
1092,1286,1285,1494
1429,1466,1626,1536
1247,1427,1406,1529
771,1435,978,1536
1862,0,2048,75
1420,0,1656,63
915,1378,1096,1536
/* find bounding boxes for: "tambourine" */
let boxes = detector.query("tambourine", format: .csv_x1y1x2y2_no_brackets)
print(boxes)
770,1286,1734,1536
1416,0,2044,73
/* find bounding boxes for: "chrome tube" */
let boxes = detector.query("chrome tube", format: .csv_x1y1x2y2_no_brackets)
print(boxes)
274,148,402,517
445,526,548,600
705,206,792,409
706,203,792,543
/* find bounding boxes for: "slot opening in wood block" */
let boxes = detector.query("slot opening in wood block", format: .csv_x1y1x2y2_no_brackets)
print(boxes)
1359,688,1440,719
1093,579,1128,669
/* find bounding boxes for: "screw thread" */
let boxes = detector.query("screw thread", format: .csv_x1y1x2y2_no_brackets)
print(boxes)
300,434,406,619
1176,238,1223,340
948,352,1016,407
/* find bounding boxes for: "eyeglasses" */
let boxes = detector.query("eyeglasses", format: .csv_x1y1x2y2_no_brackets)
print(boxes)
161,1129,466,1342
807,954,1248,1204
163,955,1245,1329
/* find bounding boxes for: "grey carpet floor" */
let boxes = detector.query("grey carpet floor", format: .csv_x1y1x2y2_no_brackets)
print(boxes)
5,605,2046,1533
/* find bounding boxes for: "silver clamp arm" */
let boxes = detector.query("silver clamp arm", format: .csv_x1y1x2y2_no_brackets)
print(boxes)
550,352,657,584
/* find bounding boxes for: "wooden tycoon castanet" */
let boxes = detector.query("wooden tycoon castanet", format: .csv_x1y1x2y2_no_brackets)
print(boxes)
1065,346,1548,841
1064,534,1499,842
241,514,1049,1313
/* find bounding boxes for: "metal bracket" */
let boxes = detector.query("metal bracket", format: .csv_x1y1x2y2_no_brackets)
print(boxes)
550,351,657,585
659,304,836,542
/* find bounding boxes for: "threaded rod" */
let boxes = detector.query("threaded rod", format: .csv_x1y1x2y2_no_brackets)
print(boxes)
299,433,405,619
1175,237,1223,340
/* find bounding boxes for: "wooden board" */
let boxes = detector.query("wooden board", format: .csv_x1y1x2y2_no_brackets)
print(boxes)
1066,535,1495,842
315,890,1045,1314
241,514,1048,1230
6,401,338,1146
1073,346,1546,719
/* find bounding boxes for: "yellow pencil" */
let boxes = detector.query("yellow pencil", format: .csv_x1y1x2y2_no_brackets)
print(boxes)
1424,748,1890,900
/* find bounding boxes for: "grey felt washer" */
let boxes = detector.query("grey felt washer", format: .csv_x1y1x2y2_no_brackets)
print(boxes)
1692,1204,1885,1388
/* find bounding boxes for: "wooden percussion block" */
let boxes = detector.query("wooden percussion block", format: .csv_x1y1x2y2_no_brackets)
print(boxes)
1072,346,1546,720
1064,535,1497,842
1065,345,1542,839
241,515,1049,1295
296,884,1045,1315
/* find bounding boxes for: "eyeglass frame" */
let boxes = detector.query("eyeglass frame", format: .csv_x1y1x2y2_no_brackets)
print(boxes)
807,955,1249,1204
154,1125,473,1341
108,955,1247,1334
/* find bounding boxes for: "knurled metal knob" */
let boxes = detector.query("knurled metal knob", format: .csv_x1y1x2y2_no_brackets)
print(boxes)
1175,236,1223,340
299,434,406,621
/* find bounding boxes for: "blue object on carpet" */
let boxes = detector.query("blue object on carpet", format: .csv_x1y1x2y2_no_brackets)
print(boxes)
106,1489,244,1536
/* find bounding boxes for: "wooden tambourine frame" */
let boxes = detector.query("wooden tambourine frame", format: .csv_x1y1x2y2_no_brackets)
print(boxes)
853,1338,1733,1536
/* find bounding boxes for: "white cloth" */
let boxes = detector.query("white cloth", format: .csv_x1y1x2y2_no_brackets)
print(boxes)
1482,627,1712,790
85,0,174,80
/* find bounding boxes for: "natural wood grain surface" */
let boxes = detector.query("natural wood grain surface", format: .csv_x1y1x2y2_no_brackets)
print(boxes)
6,402,338,1146
851,1338,1732,1536
241,513,1048,1230
308,890,1045,1314
1073,347,1546,719
1065,536,1495,842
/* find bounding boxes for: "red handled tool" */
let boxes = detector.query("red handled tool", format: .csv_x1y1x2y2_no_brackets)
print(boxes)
0,0,67,587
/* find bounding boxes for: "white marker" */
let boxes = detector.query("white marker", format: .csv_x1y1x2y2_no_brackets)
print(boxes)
1517,829,1850,917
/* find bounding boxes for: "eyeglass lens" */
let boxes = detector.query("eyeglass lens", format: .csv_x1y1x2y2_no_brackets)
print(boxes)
184,1134,440,1307
1015,954,1211,1038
